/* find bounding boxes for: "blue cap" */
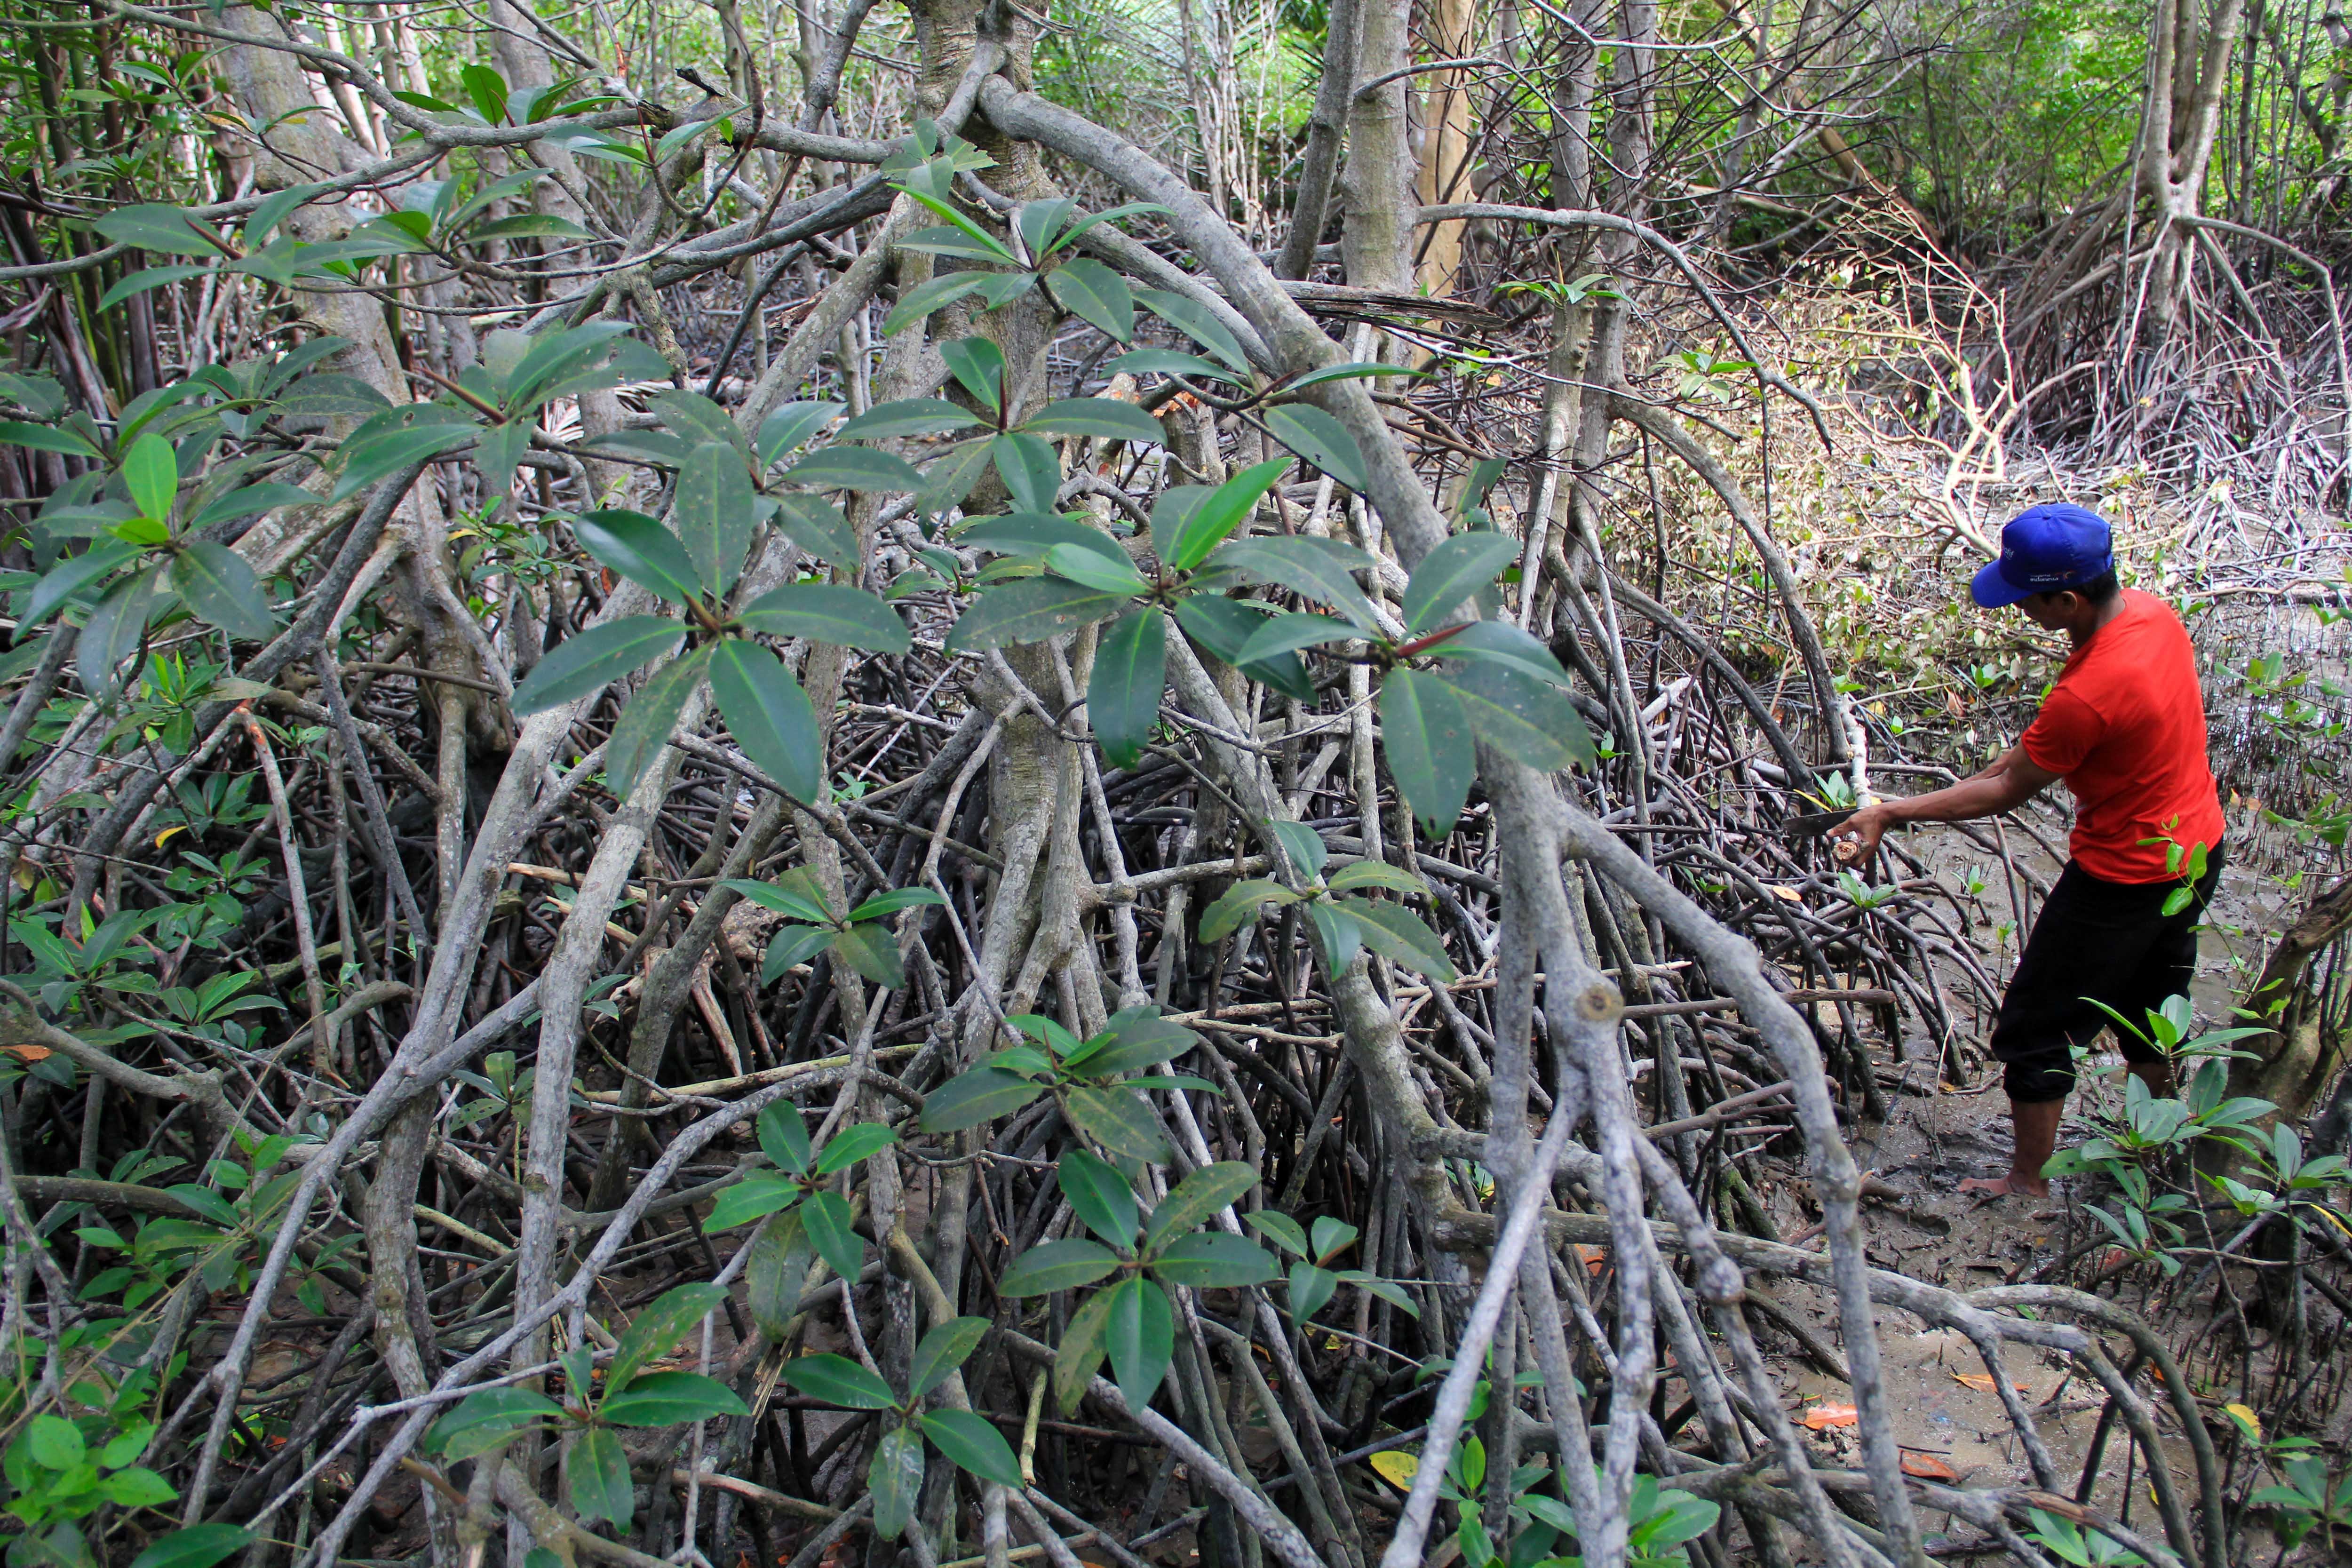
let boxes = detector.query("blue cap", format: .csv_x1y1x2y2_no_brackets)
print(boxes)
1971,504,2115,607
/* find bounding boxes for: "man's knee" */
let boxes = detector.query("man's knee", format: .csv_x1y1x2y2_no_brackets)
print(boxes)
2002,1055,2075,1103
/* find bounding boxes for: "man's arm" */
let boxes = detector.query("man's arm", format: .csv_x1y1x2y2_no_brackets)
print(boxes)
1830,743,2062,858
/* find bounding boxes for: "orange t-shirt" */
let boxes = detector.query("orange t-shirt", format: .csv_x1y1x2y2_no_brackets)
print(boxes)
2019,589,2223,883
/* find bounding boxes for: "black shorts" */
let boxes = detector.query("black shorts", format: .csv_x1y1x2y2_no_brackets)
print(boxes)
1988,845,2225,1102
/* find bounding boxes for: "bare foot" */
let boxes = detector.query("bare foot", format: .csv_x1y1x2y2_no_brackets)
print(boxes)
1959,1172,2050,1199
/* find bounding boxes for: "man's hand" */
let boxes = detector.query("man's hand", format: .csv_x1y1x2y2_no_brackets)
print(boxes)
1829,802,1898,862
1825,746,2061,862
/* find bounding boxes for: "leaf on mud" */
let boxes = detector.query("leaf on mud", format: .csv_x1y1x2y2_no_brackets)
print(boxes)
1899,1451,1960,1481
1367,1451,1418,1491
1799,1402,1858,1430
1950,1371,2029,1394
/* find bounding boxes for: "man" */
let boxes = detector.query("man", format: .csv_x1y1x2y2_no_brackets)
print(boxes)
1831,503,2225,1198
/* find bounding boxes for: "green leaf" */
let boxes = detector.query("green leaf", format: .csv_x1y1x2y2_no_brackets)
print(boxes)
163,1184,240,1226
1265,820,1330,879
1401,533,1519,633
881,272,999,338
569,1427,634,1527
94,204,230,256
573,509,704,605
770,493,858,565
191,483,320,531
783,446,926,493
24,541,142,629
1062,1085,1173,1163
329,423,475,501
1107,348,1240,385
959,512,1126,565
847,887,948,922
1444,621,1572,687
735,582,912,652
1245,1210,1309,1257
643,392,743,466
1167,459,1288,571
727,874,835,926
1022,398,1164,445
1048,201,1170,254
1148,1232,1279,1288
701,1170,801,1232
1346,899,1458,982
1325,860,1428,895
1043,257,1134,342
600,1370,751,1426
468,421,529,505
830,922,906,989
814,1122,899,1176
581,429,691,468
460,63,511,124
892,182,1022,263
710,639,824,802
79,565,165,699
1054,1286,1116,1413
1062,1006,1199,1076
174,538,279,638
1264,405,1367,490
467,214,595,242
127,1530,249,1568
99,1476,175,1523
916,437,995,518
611,1282,728,1388
1197,879,1296,943
1145,1162,1257,1250
1235,613,1357,665
1058,1148,1140,1247
946,577,1127,653
996,1237,1121,1297
800,1188,866,1279
838,398,984,440
1135,287,1249,371
908,1315,993,1399
1441,663,1594,771
270,373,392,419
428,1387,563,1461
941,338,1007,412
1307,896,1361,977
1379,668,1474,837
1086,607,1167,769
868,1426,926,1541
991,431,1063,512
511,616,686,714
756,401,844,469
1170,595,1315,702
29,1414,85,1469
0,421,99,457
782,1353,900,1409
1289,1262,1338,1322
1335,1269,1419,1317
1286,361,1425,390
1035,545,1143,602
920,1408,1025,1487
99,264,214,312
1216,537,1383,632
603,644,711,798
245,182,332,245
920,1066,1046,1132
121,437,170,523
673,442,756,596
762,921,837,982
747,1211,815,1337
759,1100,815,1173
